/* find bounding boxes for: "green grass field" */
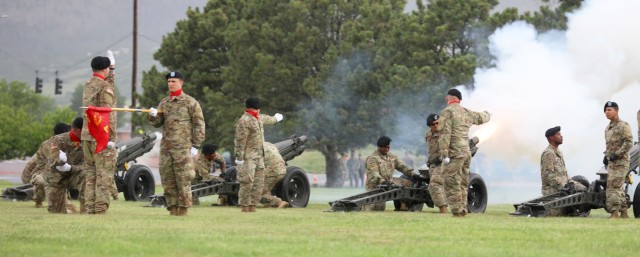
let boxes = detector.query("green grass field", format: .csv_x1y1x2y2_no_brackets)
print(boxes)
1,182,639,257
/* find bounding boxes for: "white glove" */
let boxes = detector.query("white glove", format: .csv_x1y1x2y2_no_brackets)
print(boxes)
149,107,158,117
59,150,67,163
274,113,283,122
443,157,450,164
107,141,115,149
190,147,198,157
106,50,115,66
56,163,72,172
235,159,244,166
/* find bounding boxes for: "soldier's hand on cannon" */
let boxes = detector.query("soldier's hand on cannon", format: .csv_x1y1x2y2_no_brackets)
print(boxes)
275,113,283,122
56,163,71,172
235,159,244,166
149,107,158,117
190,147,198,157
603,156,609,166
106,50,115,67
59,150,67,163
608,153,618,161
107,141,115,149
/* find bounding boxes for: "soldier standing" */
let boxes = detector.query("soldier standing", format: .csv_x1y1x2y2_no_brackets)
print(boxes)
44,117,85,214
425,114,448,214
347,150,361,188
149,71,205,216
364,136,418,211
260,142,289,208
357,153,365,187
438,88,490,217
234,97,283,212
603,101,633,218
81,52,117,214
192,143,226,205
540,126,587,216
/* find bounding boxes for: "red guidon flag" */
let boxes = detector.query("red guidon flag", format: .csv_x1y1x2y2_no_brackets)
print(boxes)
85,106,112,153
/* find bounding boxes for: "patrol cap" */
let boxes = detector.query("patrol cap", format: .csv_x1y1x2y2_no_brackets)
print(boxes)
376,136,392,147
202,144,218,155
90,56,111,70
447,88,462,100
166,71,184,81
604,101,618,111
426,114,439,126
545,126,561,138
245,97,260,109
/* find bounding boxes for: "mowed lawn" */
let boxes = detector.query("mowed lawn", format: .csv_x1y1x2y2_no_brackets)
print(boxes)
0,184,639,257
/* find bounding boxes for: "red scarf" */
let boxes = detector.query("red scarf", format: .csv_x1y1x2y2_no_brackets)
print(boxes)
92,73,106,81
70,131,81,148
447,99,460,105
170,89,183,97
245,110,259,119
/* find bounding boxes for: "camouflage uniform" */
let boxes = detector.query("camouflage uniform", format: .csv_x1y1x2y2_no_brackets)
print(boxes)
192,153,226,205
81,71,117,214
604,119,633,213
260,142,287,207
347,156,361,188
44,132,85,214
426,130,446,208
149,91,205,211
438,103,490,215
363,150,413,211
540,144,586,216
21,154,38,184
23,139,53,204
234,113,277,208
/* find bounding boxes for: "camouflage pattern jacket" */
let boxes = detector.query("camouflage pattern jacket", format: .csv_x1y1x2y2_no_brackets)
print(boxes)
438,103,490,159
44,132,84,187
365,150,413,185
540,144,569,195
425,130,441,166
82,71,117,142
194,153,226,181
21,139,52,184
604,119,633,162
234,113,277,161
149,92,205,151
264,142,286,177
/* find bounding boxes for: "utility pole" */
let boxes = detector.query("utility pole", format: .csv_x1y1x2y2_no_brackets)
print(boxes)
131,0,138,108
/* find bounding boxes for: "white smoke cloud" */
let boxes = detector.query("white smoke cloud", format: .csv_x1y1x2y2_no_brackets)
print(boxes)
463,0,640,194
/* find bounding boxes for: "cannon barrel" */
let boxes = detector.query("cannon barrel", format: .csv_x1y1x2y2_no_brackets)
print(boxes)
115,133,157,169
273,135,307,163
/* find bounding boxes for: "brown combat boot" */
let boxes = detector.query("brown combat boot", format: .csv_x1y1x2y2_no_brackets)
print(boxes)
620,209,629,219
249,205,256,212
169,206,178,216
177,207,188,216
112,194,119,200
438,205,448,214
34,201,43,208
609,210,619,219
278,201,289,208
241,205,250,212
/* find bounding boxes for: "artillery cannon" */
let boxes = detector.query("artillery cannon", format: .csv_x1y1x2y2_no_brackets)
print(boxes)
328,137,488,212
148,135,310,208
511,143,640,218
2,133,157,201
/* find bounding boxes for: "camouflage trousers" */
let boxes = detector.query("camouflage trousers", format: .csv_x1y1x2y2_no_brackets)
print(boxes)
428,164,447,208
109,174,118,199
363,177,412,211
160,148,195,210
30,173,46,203
82,141,116,214
238,158,265,206
260,173,285,207
443,154,471,215
46,171,84,214
606,160,628,212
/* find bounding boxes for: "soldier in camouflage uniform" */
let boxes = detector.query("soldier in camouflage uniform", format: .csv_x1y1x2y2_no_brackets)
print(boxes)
81,53,117,214
438,89,490,217
602,101,633,218
260,142,289,208
149,71,205,216
364,136,417,211
234,97,283,212
540,126,587,216
425,114,448,214
44,117,85,214
192,143,226,205
22,123,70,207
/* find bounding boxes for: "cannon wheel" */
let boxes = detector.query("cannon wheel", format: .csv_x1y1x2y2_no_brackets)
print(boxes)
633,184,640,218
274,166,310,208
123,164,155,201
468,173,488,213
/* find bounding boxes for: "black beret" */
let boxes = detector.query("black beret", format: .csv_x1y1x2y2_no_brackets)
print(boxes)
447,88,462,100
90,56,111,70
202,144,218,155
166,71,184,80
376,136,392,147
71,117,83,129
545,126,561,138
426,114,439,126
245,97,260,109
604,101,618,111
53,123,70,135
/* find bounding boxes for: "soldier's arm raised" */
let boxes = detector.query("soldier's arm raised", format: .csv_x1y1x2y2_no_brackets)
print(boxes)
190,101,206,148
472,110,491,125
259,114,278,125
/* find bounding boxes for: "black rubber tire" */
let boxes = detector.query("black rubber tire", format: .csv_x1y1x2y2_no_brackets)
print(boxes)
225,166,237,182
633,184,640,218
123,164,155,201
467,173,488,213
274,166,310,208
571,175,590,189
